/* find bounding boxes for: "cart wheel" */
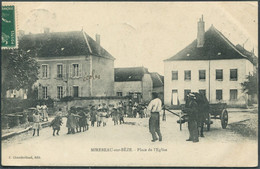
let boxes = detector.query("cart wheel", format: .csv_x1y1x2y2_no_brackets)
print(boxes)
206,113,211,131
221,109,228,129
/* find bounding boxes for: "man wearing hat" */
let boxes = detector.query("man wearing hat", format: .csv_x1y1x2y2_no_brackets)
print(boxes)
185,93,199,143
147,93,162,142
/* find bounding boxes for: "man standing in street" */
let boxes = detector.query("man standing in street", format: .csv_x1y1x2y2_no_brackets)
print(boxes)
147,93,162,142
184,93,199,143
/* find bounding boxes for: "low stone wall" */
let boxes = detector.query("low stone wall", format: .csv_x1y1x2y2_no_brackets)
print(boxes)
54,96,129,111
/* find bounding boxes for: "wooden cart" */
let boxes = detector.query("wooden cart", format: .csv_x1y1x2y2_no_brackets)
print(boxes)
206,103,228,131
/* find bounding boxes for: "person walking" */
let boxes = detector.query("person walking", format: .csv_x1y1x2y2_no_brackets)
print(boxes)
118,105,124,124
133,102,138,118
32,110,42,136
50,108,63,136
112,105,119,125
102,107,108,127
66,108,77,134
96,107,102,127
147,93,162,142
184,93,199,143
90,106,97,127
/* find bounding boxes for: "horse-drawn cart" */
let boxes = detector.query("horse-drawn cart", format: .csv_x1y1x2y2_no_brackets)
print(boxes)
163,92,229,132
207,103,228,130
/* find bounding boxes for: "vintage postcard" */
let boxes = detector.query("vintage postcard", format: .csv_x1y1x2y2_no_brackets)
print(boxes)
1,1,258,167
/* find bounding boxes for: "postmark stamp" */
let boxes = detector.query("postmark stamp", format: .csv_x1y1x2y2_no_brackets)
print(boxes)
2,5,17,48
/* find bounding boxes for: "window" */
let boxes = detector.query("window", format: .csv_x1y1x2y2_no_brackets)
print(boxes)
42,65,48,78
42,86,48,99
230,69,238,81
172,71,178,80
57,64,63,78
216,90,222,100
199,89,206,97
199,70,206,80
72,64,79,77
230,89,238,100
184,70,191,80
73,86,79,97
57,86,63,99
184,89,191,101
216,69,223,80
117,92,123,96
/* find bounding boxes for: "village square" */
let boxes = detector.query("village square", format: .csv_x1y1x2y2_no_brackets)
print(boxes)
1,2,258,167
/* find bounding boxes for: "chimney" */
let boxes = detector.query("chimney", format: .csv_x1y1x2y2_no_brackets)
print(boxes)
44,27,50,34
197,15,205,48
96,34,100,45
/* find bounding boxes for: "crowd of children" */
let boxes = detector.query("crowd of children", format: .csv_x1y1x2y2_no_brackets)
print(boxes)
32,101,149,137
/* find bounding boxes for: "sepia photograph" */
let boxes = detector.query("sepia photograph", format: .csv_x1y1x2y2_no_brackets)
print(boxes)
1,1,258,167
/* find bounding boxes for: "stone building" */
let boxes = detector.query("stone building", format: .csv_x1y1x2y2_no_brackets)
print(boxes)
19,30,115,99
164,16,256,107
114,67,153,103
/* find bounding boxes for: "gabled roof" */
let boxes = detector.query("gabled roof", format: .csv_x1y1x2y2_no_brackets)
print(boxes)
19,31,115,60
150,72,164,88
235,44,258,66
114,67,149,82
164,25,255,64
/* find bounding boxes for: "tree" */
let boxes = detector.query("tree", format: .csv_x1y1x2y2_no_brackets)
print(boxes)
1,49,39,98
241,71,258,96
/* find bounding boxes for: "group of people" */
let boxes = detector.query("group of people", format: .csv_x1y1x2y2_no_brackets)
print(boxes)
31,94,201,144
32,101,147,137
36,103,49,122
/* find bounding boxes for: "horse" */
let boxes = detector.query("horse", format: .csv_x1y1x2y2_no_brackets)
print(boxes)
185,92,209,137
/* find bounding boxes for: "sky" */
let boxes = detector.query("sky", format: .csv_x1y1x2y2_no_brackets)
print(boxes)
4,2,258,75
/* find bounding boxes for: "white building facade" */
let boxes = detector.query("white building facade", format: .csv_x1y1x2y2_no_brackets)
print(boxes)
164,16,256,107
164,59,254,106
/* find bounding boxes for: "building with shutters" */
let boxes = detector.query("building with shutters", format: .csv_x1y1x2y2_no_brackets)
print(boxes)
164,16,257,107
19,29,115,100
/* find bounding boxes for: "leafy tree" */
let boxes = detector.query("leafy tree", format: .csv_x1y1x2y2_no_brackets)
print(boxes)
1,49,39,98
241,71,258,96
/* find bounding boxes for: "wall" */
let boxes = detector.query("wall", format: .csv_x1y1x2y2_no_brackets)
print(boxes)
36,55,115,99
37,56,90,99
142,73,153,102
114,81,142,96
92,56,114,96
164,58,253,106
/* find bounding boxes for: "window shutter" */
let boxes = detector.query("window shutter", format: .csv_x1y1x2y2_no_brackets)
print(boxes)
69,86,73,96
63,86,66,97
56,64,58,78
80,86,83,97
69,64,73,78
79,63,82,77
63,64,66,79
48,65,51,79
39,65,42,78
